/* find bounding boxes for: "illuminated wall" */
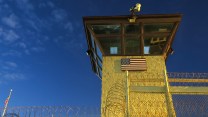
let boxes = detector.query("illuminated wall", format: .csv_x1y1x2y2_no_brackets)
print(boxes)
101,56,175,117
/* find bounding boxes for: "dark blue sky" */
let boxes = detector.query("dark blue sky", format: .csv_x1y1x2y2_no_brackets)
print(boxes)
0,0,208,108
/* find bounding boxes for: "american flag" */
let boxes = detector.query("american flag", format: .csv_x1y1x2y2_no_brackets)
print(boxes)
121,58,147,71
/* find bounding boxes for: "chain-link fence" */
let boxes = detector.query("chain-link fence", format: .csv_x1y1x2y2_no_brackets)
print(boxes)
1,97,208,116
173,95,208,117
169,72,208,116
1,72,208,117
0,106,100,117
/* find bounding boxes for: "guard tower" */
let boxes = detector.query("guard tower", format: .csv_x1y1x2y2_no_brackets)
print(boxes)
83,5,182,116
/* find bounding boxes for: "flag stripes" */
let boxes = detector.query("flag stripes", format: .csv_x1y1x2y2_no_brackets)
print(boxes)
121,58,147,71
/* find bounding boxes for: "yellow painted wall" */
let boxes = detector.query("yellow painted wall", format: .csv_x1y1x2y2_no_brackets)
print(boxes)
101,56,175,117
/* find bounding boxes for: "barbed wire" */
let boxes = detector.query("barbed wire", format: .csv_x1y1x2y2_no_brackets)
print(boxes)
167,72,208,79
0,106,100,117
1,99,208,117
167,72,208,86
105,79,126,117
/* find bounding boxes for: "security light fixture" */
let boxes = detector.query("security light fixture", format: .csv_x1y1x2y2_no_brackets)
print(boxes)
129,3,142,23
130,3,141,13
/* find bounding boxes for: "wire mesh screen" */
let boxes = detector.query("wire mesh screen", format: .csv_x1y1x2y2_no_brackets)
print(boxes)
129,93,170,117
173,95,208,117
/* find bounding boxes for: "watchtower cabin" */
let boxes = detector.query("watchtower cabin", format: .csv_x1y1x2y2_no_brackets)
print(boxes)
83,14,182,116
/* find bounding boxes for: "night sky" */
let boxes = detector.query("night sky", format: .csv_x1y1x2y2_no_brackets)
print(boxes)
0,0,208,108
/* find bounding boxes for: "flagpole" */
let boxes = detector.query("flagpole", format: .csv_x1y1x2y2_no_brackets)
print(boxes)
125,70,130,117
2,89,12,117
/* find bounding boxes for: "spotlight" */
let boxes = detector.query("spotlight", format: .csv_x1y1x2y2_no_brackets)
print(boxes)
129,3,141,23
130,3,141,13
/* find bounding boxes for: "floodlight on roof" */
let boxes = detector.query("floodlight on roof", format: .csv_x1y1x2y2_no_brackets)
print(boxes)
130,3,141,13
129,3,142,23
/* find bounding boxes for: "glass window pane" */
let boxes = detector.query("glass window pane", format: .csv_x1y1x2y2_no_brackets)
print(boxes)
125,36,141,55
98,68,102,78
144,23,174,33
98,37,121,55
125,24,140,34
90,34,95,48
92,25,121,34
95,43,102,60
97,58,102,69
144,36,169,54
